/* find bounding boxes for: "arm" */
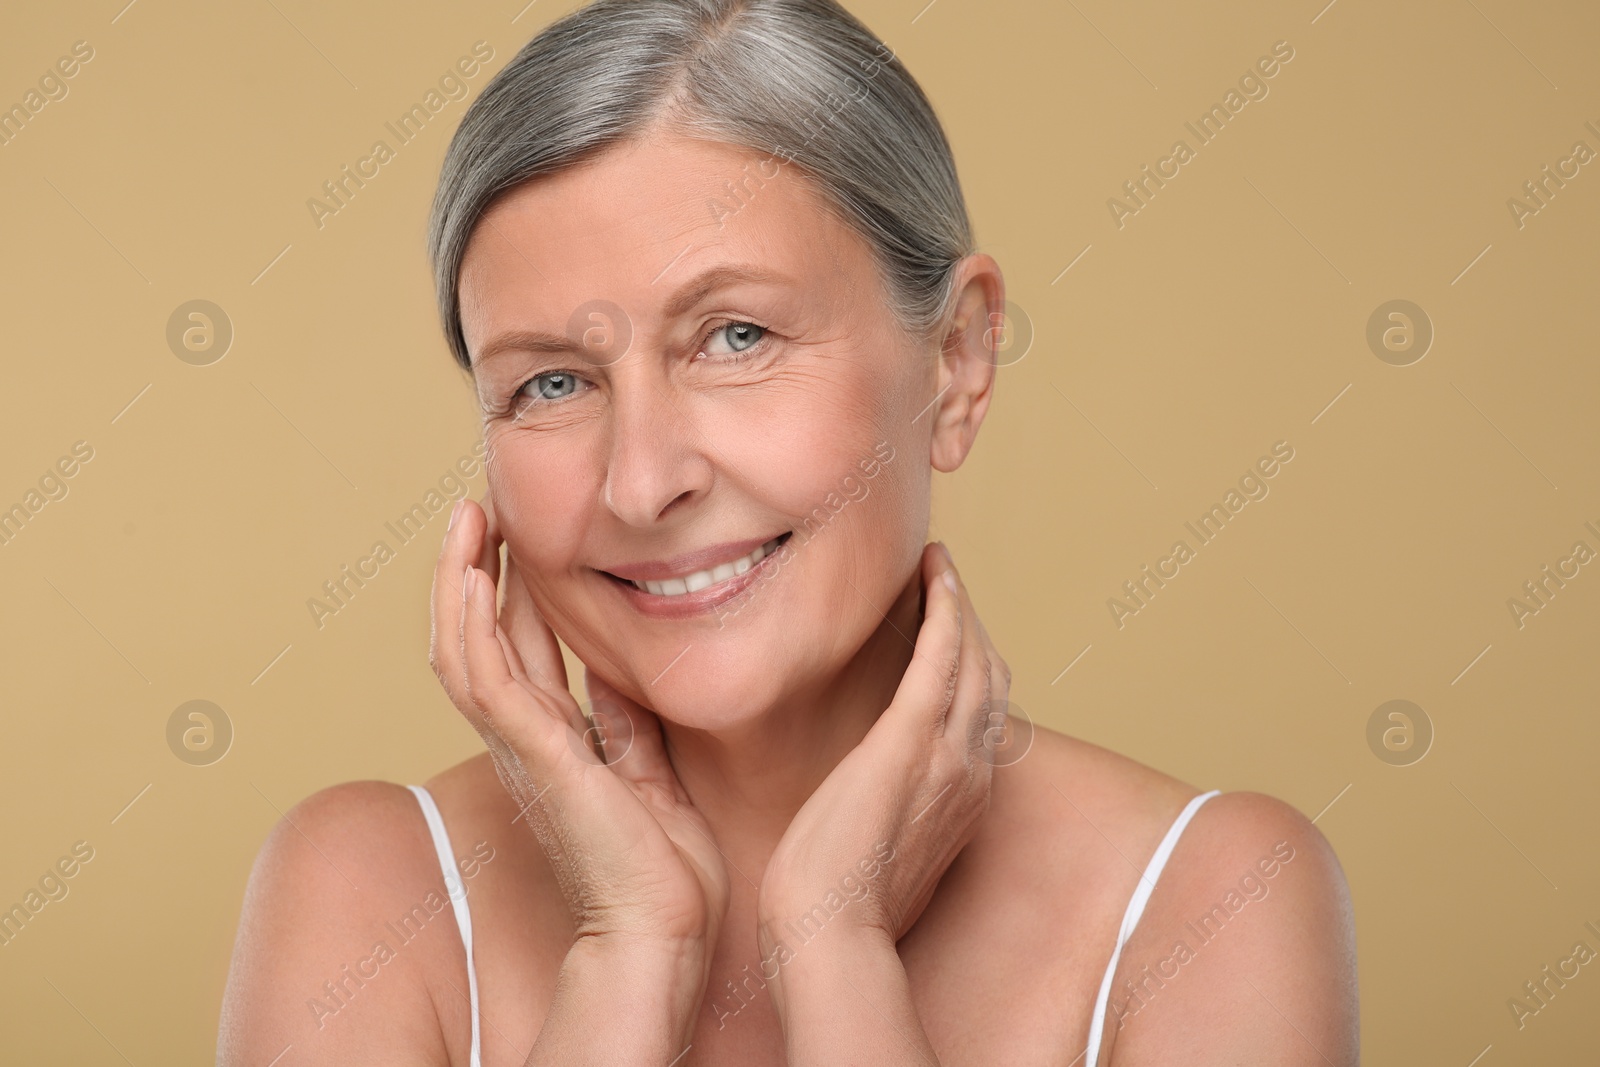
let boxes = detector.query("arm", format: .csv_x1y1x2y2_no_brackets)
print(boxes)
527,935,707,1065
761,924,937,1065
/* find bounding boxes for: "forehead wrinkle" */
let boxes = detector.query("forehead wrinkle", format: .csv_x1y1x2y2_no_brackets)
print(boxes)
462,136,880,369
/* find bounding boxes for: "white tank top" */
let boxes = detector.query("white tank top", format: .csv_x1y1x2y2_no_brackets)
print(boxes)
407,784,1219,1067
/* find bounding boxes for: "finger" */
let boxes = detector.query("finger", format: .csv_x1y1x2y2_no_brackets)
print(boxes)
460,564,563,755
940,547,993,751
880,542,963,741
585,671,710,812
429,497,483,708
494,622,531,687
497,559,589,742
975,611,1011,709
974,618,1014,764
457,509,510,692
584,668,676,787
500,551,571,697
477,491,503,587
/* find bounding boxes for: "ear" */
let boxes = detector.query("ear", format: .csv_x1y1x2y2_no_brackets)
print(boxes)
928,254,1005,473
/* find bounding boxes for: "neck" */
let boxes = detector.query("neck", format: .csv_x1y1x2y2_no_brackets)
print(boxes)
655,565,925,880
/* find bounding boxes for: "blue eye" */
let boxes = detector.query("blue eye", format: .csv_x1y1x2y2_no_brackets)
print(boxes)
507,320,769,416
529,372,577,400
505,371,586,418
721,322,763,352
699,321,767,361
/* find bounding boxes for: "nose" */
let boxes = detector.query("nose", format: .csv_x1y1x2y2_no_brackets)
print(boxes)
600,374,714,527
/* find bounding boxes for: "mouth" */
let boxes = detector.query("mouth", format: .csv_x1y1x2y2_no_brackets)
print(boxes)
598,532,793,616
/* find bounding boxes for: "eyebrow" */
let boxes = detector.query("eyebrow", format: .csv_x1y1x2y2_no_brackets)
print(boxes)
472,263,795,368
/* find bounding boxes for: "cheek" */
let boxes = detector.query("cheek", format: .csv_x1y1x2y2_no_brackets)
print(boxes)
487,432,596,573
699,382,926,607
830,447,927,595
698,347,921,520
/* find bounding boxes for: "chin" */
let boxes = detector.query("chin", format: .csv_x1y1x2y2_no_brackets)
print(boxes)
623,554,827,726
573,532,892,731
645,642,801,731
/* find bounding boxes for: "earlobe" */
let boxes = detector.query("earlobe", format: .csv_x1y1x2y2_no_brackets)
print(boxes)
927,255,1003,473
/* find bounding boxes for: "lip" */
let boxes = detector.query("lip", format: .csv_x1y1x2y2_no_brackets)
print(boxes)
600,533,787,583
598,532,792,618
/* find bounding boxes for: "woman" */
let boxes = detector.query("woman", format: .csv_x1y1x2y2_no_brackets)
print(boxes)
219,0,1358,1063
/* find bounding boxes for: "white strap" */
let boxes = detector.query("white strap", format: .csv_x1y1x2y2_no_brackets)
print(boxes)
407,784,481,1067
1082,789,1219,1066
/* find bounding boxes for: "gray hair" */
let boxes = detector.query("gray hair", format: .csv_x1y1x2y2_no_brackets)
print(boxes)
426,0,974,371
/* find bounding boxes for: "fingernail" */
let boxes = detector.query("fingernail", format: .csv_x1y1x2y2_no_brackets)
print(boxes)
448,498,464,532
464,566,477,598
942,569,958,593
937,540,954,566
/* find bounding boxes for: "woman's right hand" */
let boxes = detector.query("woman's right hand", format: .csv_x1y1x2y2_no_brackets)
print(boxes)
429,495,730,1047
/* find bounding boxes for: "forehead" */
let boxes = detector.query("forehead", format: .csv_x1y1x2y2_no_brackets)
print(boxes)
456,129,870,353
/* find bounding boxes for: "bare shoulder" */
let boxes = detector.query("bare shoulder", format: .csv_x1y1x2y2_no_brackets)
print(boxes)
979,724,1207,862
1148,786,1355,982
217,778,471,1066
948,726,1356,1064
984,724,1348,909
1055,753,1360,1064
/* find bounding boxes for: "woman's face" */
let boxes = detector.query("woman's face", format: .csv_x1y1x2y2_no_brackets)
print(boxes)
456,127,942,728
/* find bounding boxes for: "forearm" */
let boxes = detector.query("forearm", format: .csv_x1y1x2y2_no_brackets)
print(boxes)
765,926,938,1066
526,935,706,1066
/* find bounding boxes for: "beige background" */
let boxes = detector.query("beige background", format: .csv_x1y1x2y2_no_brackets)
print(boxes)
1,0,1596,1062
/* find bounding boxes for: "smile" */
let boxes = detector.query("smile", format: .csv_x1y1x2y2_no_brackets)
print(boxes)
599,531,794,617
627,535,786,596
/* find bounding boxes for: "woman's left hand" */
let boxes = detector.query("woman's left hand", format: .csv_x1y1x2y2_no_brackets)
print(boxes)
757,540,1007,952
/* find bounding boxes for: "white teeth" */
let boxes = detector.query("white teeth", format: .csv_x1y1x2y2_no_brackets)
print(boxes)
632,537,782,597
